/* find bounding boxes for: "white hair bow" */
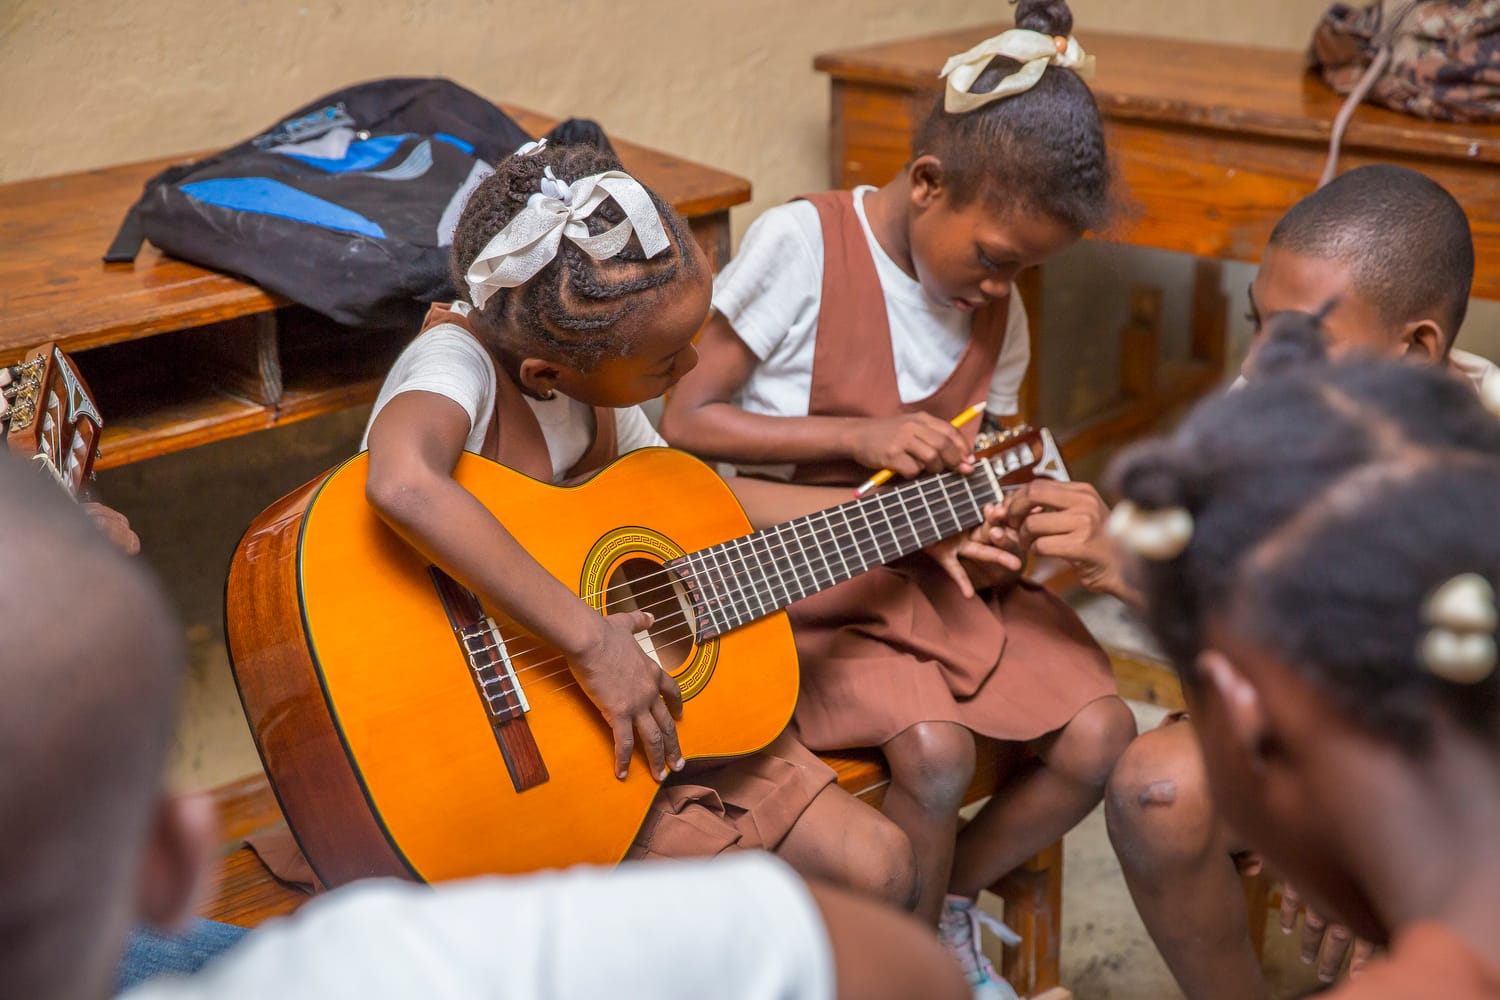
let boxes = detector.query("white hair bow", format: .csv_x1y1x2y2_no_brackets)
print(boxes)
940,29,1096,113
464,164,669,309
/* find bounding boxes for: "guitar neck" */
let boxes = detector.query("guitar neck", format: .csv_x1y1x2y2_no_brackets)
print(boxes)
672,461,1008,639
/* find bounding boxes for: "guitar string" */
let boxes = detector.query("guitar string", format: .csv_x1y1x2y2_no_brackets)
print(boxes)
473,464,996,635
463,471,1011,675
467,464,1017,650
461,479,1029,701
462,473,1025,683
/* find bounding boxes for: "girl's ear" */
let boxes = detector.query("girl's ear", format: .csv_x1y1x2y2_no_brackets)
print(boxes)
1400,319,1446,364
908,155,947,209
1196,649,1272,774
518,357,564,401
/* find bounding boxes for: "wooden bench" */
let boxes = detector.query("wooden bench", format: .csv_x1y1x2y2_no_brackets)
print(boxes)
202,644,1204,1000
814,27,1500,463
0,106,750,470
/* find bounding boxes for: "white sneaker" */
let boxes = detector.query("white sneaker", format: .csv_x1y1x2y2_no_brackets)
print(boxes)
938,895,1022,1000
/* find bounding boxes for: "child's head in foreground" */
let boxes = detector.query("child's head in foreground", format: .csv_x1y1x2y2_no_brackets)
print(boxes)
451,140,710,407
1245,164,1475,373
1111,316,1500,944
0,453,210,1000
902,0,1113,314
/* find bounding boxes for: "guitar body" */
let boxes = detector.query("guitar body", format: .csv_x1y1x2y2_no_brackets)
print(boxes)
227,448,799,887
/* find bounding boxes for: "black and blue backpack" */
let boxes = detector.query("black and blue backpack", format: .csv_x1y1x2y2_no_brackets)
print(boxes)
108,78,612,329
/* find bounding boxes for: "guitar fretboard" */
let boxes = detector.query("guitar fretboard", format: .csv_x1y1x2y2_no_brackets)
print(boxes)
669,460,1009,638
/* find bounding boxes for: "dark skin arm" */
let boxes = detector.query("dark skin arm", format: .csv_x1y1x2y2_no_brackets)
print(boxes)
365,390,683,782
659,314,972,478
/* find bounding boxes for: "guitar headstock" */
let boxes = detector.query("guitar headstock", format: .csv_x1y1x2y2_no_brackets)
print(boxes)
972,423,1069,487
2,344,103,498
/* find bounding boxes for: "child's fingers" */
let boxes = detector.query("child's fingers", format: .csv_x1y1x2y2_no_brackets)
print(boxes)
960,540,1022,572
934,549,977,600
1315,920,1354,983
635,711,670,782
658,666,685,721
914,412,971,462
611,719,635,781
1350,939,1377,976
1300,903,1329,965
650,697,685,772
1279,883,1303,934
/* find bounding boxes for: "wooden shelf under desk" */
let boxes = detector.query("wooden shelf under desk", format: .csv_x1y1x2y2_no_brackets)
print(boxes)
76,309,409,468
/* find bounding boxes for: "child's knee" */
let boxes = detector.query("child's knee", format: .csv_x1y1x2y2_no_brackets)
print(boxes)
850,814,921,910
1048,695,1136,790
884,722,977,811
1104,721,1219,873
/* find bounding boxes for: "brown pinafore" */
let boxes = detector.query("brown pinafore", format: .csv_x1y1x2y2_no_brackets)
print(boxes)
786,191,1116,752
246,304,837,890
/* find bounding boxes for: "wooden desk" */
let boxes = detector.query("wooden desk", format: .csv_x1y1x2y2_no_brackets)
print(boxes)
816,27,1500,449
0,108,751,469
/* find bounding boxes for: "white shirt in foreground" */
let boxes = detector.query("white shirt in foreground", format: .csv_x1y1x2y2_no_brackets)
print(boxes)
123,854,833,1000
362,301,665,483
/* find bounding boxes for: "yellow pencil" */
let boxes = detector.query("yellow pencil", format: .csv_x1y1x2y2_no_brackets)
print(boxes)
853,401,988,498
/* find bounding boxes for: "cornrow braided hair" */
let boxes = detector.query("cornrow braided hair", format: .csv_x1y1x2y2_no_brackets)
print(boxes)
1111,313,1500,752
449,142,700,373
911,0,1114,233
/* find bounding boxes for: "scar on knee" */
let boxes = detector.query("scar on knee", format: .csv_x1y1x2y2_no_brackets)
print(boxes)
1137,780,1177,806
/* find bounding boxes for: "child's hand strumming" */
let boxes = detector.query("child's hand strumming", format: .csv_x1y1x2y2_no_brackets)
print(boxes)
569,610,686,782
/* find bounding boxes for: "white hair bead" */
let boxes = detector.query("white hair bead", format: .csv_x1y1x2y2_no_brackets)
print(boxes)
1107,500,1194,561
1419,573,1498,684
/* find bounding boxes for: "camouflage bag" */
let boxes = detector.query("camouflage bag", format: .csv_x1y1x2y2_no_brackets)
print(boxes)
1310,0,1500,123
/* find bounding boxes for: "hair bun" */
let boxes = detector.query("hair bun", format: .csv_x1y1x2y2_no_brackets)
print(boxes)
1011,0,1074,36
1110,438,1194,513
1249,307,1332,379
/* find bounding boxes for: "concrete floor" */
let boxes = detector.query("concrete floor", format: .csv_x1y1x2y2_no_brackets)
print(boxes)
105,413,1331,998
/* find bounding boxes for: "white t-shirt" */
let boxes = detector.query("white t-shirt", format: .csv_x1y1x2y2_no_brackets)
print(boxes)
362,302,665,483
712,186,1030,424
123,854,834,1000
1451,346,1500,399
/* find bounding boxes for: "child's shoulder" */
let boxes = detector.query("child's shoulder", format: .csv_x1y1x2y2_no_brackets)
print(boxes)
736,198,823,255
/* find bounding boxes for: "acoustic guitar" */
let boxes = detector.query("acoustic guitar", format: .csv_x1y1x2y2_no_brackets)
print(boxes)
226,425,1066,888
2,343,102,496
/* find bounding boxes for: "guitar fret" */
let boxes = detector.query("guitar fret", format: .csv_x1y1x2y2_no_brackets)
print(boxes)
860,495,892,564
708,545,743,631
731,535,769,622
820,509,852,581
685,551,729,638
779,522,817,604
806,516,838,593
761,528,796,609
837,505,871,573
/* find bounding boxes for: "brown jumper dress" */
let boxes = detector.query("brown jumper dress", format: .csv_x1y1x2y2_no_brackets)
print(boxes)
783,192,1116,752
426,304,837,862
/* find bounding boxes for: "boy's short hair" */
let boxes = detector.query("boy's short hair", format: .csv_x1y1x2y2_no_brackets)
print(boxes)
1268,165,1475,346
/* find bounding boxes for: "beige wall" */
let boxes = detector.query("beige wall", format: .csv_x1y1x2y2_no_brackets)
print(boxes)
2,0,1334,222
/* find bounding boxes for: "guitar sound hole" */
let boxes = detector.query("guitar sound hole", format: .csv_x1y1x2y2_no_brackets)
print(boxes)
604,557,698,674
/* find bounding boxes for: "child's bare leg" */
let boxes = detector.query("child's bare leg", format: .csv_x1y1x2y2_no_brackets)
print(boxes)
778,783,919,910
1104,720,1268,1000
808,881,968,1000
950,695,1135,895
880,721,978,923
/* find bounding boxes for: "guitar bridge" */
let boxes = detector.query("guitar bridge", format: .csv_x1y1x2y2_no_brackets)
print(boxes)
429,567,549,793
